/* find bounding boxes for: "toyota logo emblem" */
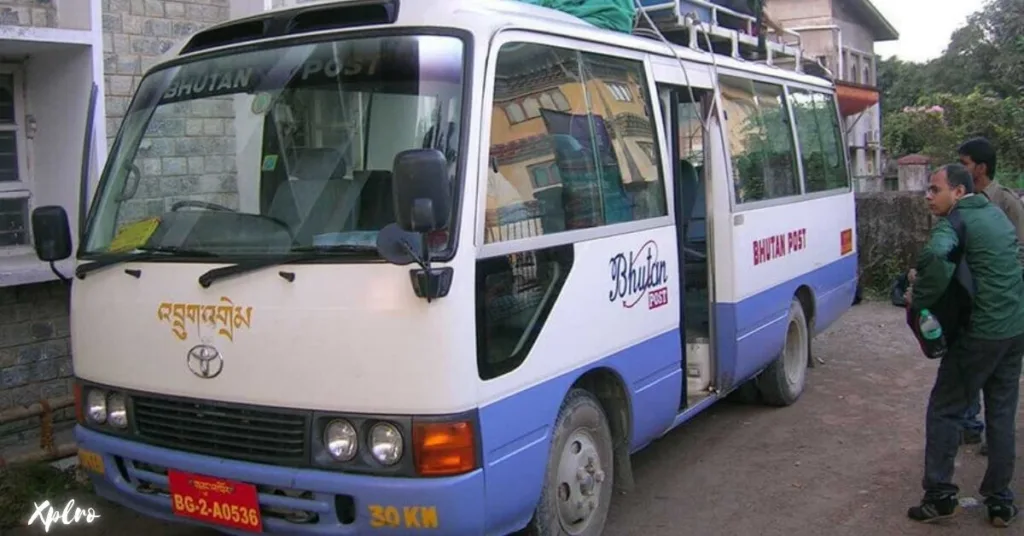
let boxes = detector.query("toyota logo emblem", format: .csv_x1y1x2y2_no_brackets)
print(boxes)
186,345,223,379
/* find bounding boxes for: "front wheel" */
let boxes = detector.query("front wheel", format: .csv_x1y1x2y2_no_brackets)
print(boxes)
527,389,614,536
756,298,809,407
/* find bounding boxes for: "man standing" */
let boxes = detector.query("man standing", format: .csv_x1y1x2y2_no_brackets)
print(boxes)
907,164,1024,527
957,137,1024,455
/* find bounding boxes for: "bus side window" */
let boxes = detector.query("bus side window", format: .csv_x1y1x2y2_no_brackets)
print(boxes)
483,42,667,245
476,245,573,381
718,75,800,204
787,89,849,193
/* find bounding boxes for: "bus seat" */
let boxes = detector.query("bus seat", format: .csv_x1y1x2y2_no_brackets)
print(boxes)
266,148,351,243
354,170,395,230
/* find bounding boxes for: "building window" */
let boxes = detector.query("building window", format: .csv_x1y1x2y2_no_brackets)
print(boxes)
528,160,562,190
0,197,28,247
0,67,30,249
606,82,633,102
504,102,527,124
502,88,573,125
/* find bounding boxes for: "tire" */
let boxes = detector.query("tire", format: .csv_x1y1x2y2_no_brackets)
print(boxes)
756,299,809,407
726,379,762,404
527,389,615,536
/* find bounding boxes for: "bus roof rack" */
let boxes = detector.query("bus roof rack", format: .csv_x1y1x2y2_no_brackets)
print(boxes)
633,0,804,72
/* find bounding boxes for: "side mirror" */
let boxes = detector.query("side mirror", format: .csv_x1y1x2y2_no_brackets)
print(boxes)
31,206,73,262
392,149,451,234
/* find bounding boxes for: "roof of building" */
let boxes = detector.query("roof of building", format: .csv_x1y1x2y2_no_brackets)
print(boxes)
846,0,899,42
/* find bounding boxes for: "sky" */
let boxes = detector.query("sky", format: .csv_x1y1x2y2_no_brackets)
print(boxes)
871,0,985,63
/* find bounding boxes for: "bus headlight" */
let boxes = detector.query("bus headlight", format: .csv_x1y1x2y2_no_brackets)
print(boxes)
107,393,128,429
369,422,403,466
324,419,358,461
85,389,107,424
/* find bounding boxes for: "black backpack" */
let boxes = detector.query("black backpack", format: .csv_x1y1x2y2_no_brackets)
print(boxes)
906,209,976,358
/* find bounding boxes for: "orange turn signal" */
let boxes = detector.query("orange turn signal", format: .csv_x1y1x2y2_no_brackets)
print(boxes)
413,421,476,477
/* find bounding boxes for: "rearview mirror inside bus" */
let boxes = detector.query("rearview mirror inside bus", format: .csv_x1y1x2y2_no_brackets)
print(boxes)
392,149,451,234
31,205,73,262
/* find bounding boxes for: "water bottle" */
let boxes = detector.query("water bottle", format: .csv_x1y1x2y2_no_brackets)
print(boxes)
919,309,947,359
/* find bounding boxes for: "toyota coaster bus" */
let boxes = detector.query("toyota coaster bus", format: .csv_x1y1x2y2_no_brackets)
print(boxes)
27,0,858,534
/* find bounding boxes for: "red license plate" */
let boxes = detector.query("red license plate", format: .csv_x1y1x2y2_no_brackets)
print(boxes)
168,469,263,532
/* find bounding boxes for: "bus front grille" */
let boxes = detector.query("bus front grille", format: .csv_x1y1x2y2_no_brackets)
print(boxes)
131,395,310,466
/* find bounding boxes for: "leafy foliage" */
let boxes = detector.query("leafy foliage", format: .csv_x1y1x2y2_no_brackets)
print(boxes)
879,0,1024,185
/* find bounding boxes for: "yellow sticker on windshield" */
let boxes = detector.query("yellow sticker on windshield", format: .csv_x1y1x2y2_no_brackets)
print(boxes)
108,217,161,253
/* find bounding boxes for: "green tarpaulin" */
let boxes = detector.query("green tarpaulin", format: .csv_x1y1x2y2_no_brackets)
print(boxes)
516,0,637,34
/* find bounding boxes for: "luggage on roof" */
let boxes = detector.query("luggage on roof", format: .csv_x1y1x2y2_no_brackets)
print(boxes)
515,0,637,34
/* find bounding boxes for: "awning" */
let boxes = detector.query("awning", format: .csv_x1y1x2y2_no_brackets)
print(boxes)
835,82,880,117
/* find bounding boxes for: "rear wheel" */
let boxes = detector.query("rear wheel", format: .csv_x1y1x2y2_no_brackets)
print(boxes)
528,389,614,536
756,298,809,407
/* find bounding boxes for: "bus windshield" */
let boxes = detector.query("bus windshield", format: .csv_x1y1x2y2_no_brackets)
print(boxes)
82,34,465,259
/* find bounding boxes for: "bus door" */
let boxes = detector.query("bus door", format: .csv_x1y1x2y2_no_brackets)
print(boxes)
657,82,715,410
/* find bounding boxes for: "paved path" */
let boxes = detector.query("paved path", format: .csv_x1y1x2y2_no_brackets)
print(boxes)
10,300,1022,535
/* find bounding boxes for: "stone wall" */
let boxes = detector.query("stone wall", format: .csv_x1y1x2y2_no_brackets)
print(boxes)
102,0,231,144
0,282,75,448
855,191,933,293
0,0,57,28
102,0,240,224
0,0,235,450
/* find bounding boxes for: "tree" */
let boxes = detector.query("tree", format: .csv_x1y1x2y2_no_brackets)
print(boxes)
880,0,1024,184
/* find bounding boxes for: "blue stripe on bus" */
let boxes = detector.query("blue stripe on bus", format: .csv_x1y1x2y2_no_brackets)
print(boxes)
713,254,858,388
478,330,683,535
476,254,857,534
77,426,488,535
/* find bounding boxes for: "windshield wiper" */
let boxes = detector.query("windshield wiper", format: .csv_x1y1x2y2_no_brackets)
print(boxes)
136,245,218,256
197,245,377,288
76,246,217,279
288,244,378,254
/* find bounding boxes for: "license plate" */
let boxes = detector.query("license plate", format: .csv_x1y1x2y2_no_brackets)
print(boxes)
77,449,104,475
168,470,263,533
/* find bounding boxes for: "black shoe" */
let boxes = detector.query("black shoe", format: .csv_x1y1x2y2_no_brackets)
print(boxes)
986,501,1018,527
908,495,959,523
962,429,983,445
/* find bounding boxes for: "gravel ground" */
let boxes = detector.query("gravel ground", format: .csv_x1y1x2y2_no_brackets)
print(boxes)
8,299,1022,535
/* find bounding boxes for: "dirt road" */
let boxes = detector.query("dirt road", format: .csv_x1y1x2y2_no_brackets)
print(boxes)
9,300,1021,535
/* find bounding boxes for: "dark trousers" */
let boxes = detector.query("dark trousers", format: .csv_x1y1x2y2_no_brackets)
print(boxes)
923,332,1024,503
964,394,984,434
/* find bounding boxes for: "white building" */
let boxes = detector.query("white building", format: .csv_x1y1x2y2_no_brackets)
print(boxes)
768,0,899,192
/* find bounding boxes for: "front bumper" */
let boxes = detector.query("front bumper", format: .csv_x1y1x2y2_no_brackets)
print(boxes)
76,426,486,535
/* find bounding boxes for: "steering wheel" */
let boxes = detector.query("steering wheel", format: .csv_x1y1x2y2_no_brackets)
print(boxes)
171,200,236,212
169,199,295,236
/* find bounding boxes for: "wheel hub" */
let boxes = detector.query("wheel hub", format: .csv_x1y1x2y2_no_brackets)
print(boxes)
556,430,605,535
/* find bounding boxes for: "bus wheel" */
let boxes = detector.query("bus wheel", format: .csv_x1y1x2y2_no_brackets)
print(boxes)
529,389,614,536
757,299,809,407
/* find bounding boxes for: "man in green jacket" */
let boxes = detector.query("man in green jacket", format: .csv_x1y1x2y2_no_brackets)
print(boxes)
906,163,1024,527
957,137,1024,454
